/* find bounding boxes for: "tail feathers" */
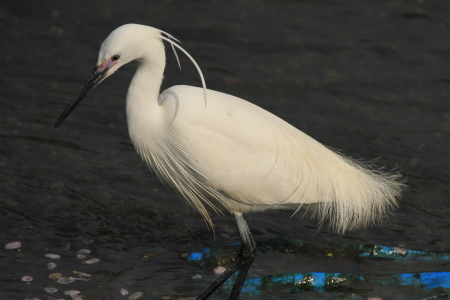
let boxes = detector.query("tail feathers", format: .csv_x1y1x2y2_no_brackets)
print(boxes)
310,156,405,234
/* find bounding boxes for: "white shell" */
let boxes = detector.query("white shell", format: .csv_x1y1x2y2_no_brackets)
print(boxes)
120,288,129,296
128,292,143,300
47,262,57,270
213,266,226,275
57,277,76,284
77,272,92,278
21,276,33,282
5,241,22,249
63,290,80,296
82,258,100,264
44,287,58,293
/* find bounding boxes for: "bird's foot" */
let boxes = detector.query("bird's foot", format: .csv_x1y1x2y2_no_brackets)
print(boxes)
196,245,256,300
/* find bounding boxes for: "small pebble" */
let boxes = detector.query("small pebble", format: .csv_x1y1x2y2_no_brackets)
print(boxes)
44,287,58,293
77,272,92,278
394,247,408,254
78,249,91,254
82,258,100,264
73,277,90,281
213,266,226,275
120,288,129,296
49,273,63,281
5,241,22,250
57,277,76,284
192,274,202,279
45,254,61,259
128,292,143,300
63,290,80,296
47,262,57,270
21,276,33,282
76,254,86,259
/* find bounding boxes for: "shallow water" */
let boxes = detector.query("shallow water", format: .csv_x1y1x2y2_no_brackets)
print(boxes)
1,0,450,299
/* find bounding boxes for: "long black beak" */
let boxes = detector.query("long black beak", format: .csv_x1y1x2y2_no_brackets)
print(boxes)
54,67,108,128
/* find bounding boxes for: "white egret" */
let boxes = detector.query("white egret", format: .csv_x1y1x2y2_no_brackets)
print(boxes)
55,24,404,299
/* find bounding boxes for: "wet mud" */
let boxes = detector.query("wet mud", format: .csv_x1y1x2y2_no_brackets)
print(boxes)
1,0,449,299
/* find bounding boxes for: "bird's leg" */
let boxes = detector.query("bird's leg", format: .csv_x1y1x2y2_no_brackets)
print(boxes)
196,212,256,300
229,212,256,299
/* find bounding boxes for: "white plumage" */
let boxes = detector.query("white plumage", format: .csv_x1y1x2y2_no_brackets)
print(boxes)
105,24,403,233
56,24,404,299
133,85,402,233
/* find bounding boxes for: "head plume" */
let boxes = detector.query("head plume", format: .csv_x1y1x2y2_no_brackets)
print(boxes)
159,30,208,107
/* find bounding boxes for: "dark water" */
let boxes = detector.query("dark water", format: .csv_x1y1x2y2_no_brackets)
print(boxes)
1,0,449,299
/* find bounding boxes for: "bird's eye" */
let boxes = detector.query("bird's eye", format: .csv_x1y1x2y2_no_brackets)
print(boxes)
111,55,120,61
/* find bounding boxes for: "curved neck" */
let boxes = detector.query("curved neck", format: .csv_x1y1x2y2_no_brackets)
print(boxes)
126,42,166,144
131,57,165,101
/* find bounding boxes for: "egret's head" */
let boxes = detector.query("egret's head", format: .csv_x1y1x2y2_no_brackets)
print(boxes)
54,24,163,128
55,24,206,128
96,24,164,77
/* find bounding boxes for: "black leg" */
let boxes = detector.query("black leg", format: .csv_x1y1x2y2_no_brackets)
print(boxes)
196,213,256,300
228,251,255,299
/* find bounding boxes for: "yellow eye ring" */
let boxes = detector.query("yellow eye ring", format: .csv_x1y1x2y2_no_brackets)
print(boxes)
111,55,120,61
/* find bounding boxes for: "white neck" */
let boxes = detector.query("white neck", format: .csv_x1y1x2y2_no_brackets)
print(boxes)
126,42,166,148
